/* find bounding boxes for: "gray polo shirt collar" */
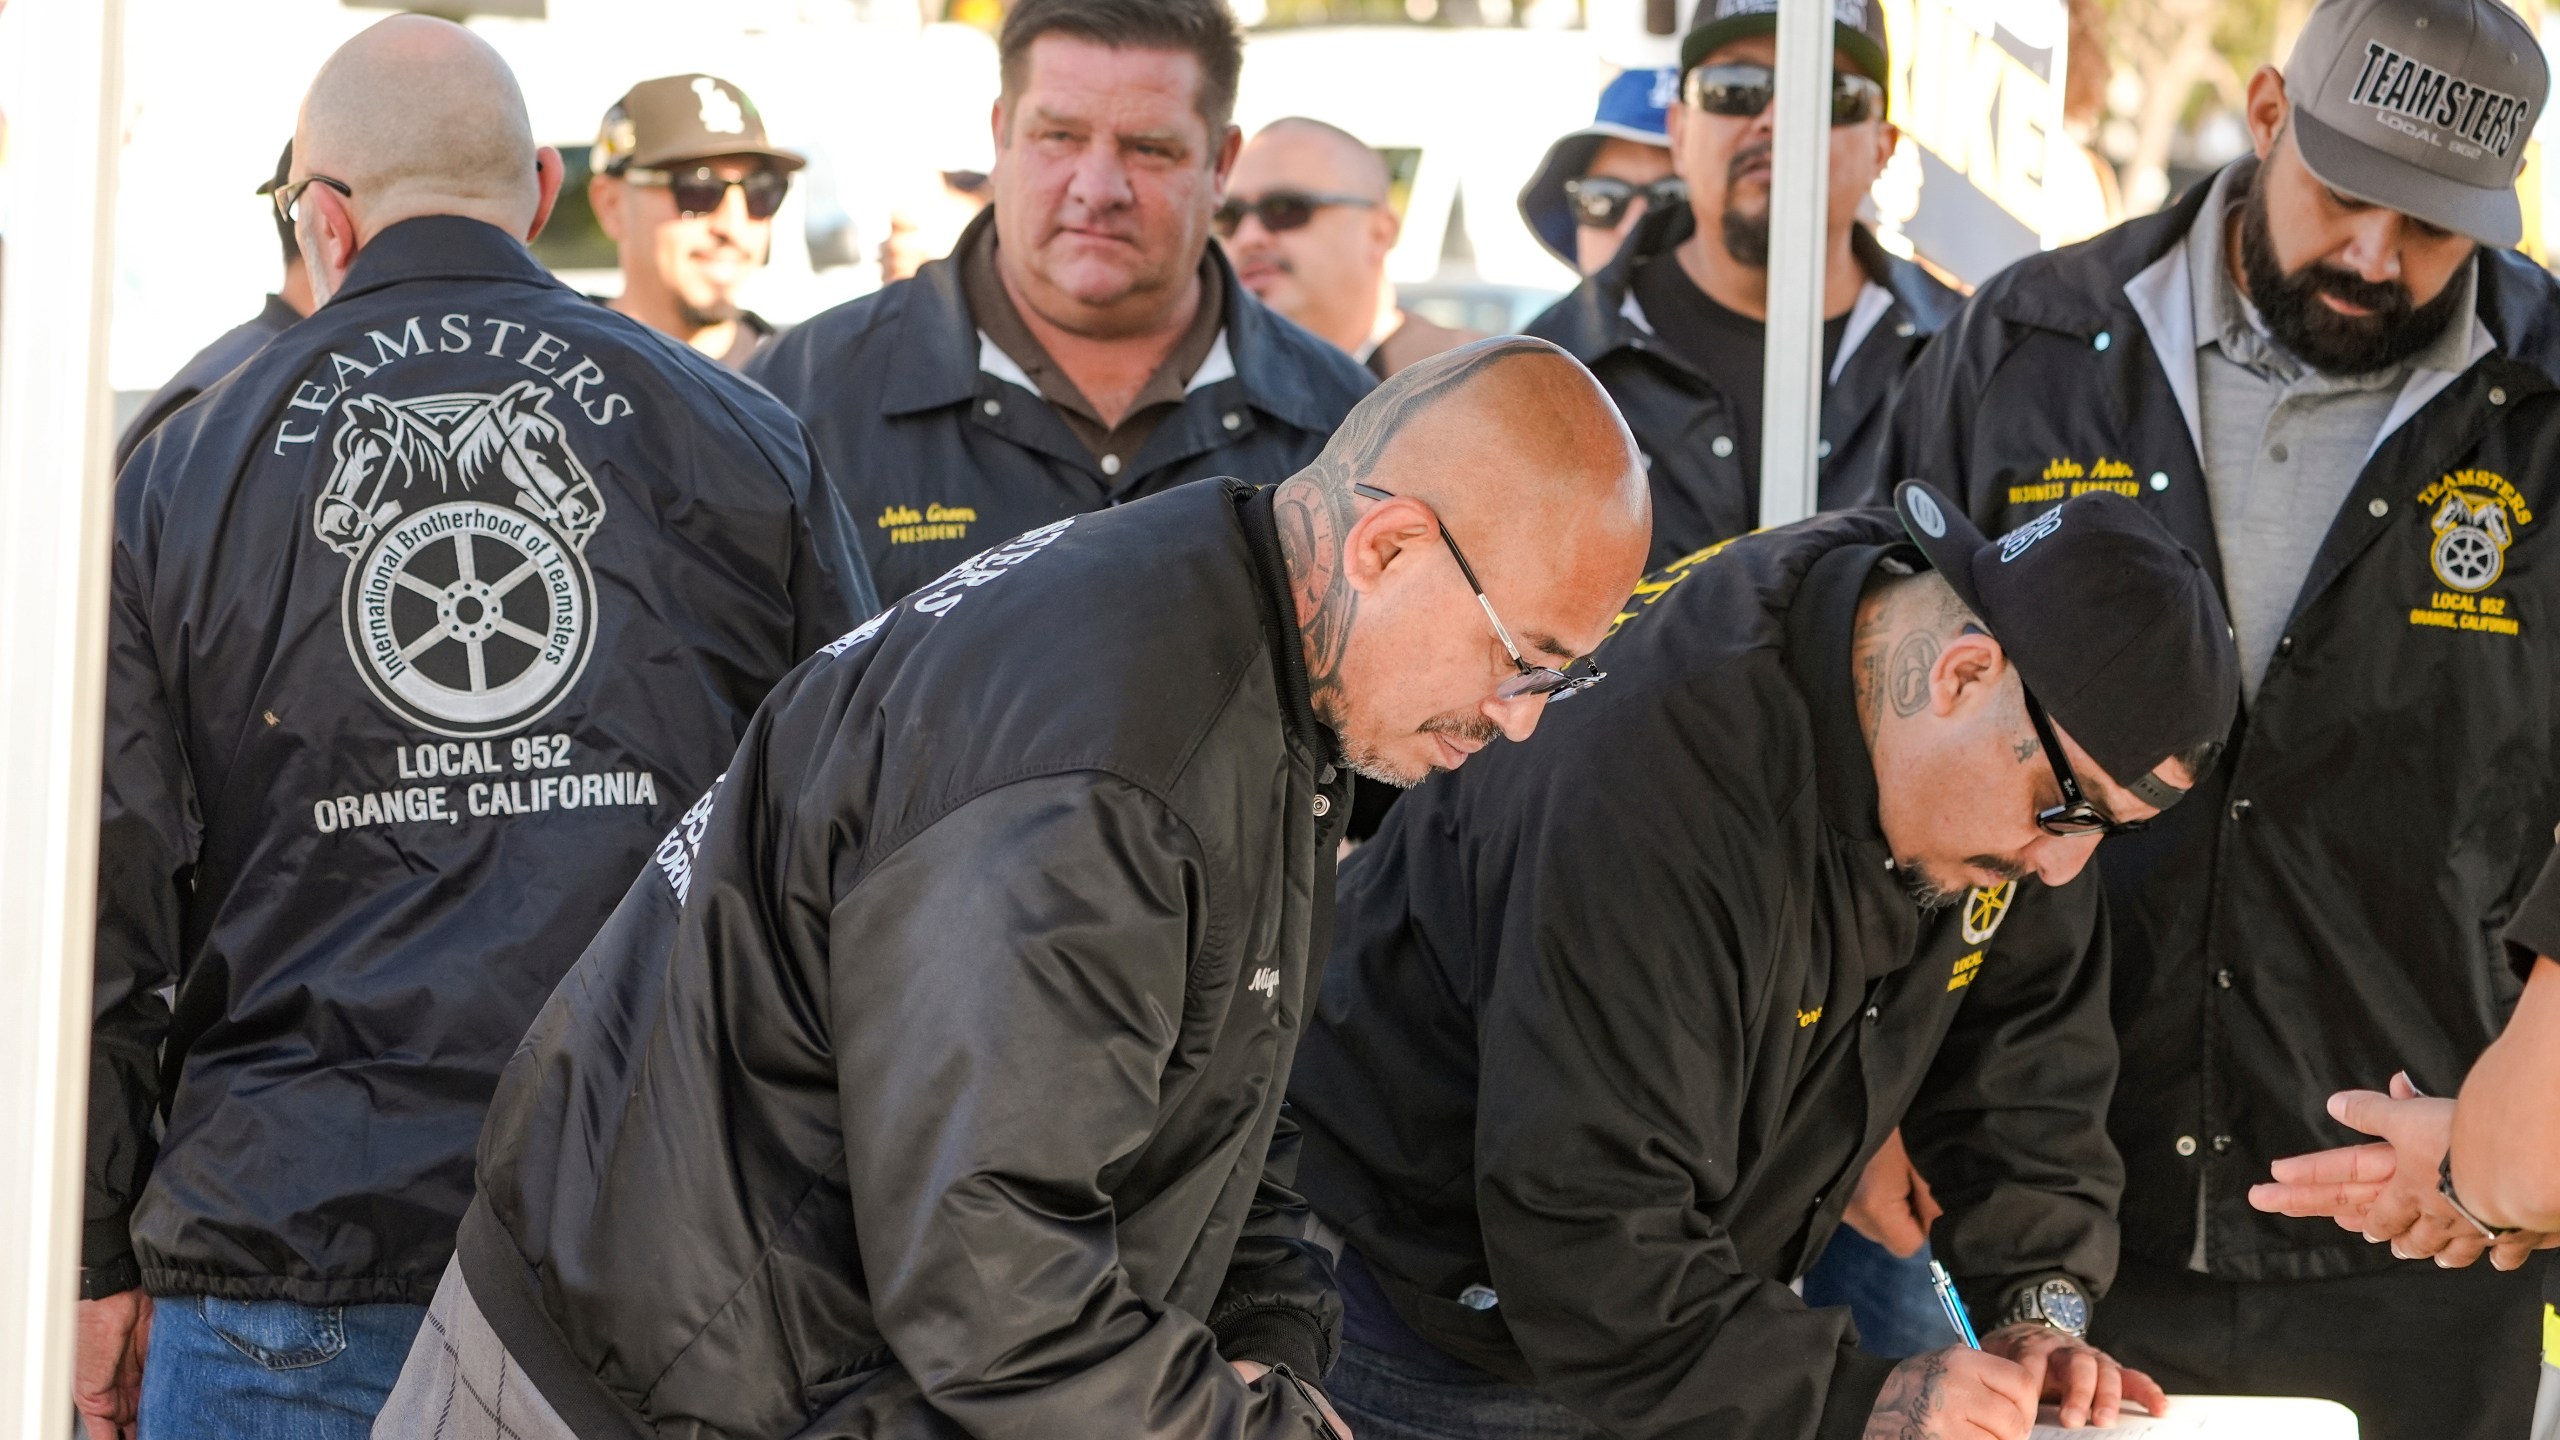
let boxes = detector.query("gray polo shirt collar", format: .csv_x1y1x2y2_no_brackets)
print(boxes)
2124,159,2491,466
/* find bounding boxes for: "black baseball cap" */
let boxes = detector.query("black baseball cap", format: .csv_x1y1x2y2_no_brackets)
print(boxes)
1680,0,1891,87
1893,480,2239,806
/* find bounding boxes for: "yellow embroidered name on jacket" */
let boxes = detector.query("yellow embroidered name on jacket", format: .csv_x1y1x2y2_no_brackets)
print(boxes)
878,503,978,545
2010,457,2139,505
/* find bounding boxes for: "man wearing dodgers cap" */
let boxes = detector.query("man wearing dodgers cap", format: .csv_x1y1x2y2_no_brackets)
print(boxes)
1879,0,2560,1431
1287,485,2236,1439
1517,65,1686,276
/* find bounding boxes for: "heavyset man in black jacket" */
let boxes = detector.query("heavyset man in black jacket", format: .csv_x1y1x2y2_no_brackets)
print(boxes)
372,338,1652,1439
1526,0,1961,570
75,20,874,1440
1289,484,2240,1440
747,0,1373,604
1879,0,2558,1432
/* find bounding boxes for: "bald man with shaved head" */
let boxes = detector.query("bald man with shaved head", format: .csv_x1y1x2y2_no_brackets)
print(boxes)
1289,481,2239,1440
1222,118,1486,380
78,19,872,1439
374,338,1647,1440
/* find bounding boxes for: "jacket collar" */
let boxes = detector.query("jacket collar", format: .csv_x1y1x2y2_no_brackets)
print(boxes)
1782,541,1897,845
327,215,560,308
2006,157,2560,390
883,206,1341,435
1231,480,1341,770
2115,159,2499,464
1539,203,1955,372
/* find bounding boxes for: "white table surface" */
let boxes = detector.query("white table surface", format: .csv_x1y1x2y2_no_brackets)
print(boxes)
2033,1394,2360,1439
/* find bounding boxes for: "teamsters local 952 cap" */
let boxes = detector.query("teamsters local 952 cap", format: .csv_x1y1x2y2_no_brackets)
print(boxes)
1893,481,2240,807
591,74,804,179
2284,0,2547,247
1680,0,1891,88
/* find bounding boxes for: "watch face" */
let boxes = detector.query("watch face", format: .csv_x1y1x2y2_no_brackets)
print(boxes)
2039,1279,2090,1336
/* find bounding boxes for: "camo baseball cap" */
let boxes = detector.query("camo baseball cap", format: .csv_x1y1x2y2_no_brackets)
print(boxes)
2284,0,2547,247
591,74,804,178
1679,0,1891,87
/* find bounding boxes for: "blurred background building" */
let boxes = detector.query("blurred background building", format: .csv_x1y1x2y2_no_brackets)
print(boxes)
0,0,2550,423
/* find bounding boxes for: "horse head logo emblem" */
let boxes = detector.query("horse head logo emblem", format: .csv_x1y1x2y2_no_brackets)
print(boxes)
2430,492,2514,593
317,382,607,738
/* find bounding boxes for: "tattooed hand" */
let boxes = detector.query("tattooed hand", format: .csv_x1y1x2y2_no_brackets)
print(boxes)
1861,1347,2035,1440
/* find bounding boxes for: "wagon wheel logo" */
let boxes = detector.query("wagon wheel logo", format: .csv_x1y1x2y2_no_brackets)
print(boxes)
2429,493,2513,594
317,383,606,737
1961,880,2016,945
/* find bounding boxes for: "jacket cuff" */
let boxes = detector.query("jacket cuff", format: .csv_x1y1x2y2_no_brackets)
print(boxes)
1813,1345,1899,1440
1213,1305,1329,1381
80,1253,141,1301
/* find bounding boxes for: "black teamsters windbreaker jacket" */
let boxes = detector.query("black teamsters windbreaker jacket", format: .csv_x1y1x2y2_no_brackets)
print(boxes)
1289,512,2124,1440
1881,163,2560,1282
747,207,1374,603
457,479,1352,1438
88,216,876,1305
1526,206,1962,570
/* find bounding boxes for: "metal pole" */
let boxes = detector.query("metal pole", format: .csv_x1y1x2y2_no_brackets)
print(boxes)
0,0,127,1431
1757,0,1831,529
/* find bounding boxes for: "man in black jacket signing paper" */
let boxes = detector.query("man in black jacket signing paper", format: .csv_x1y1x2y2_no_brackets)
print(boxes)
1290,483,2240,1440
373,337,1652,1439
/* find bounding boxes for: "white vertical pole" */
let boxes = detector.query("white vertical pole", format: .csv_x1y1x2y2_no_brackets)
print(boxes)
1758,0,1831,529
0,0,127,1432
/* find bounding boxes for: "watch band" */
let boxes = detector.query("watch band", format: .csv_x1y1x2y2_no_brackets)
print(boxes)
1999,1275,2091,1339
2439,1152,2519,1240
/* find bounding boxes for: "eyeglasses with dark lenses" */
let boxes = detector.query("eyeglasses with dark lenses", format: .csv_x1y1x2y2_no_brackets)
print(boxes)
623,165,790,220
1562,175,1690,230
272,173,354,225
1350,482,1606,702
2020,687,2148,838
1213,191,1376,239
1682,62,1886,127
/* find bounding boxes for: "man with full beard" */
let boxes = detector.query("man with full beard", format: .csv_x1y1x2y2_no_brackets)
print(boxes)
1526,0,1960,571
1881,0,2558,1433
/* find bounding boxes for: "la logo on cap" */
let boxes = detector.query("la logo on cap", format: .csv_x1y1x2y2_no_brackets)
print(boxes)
692,76,746,135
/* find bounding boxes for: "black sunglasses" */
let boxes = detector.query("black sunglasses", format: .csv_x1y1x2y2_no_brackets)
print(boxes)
272,173,353,225
1563,175,1689,230
1214,190,1376,239
1683,62,1887,127
2020,687,2147,838
1351,482,1604,702
622,164,790,220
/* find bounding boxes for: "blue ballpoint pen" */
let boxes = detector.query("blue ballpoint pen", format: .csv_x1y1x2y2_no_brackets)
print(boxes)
1929,1260,1982,1348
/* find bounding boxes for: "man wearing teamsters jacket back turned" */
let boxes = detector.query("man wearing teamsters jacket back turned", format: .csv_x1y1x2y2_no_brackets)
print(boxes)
76,19,874,1440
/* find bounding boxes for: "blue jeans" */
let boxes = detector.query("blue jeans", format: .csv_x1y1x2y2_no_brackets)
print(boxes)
139,1293,428,1440
1800,1227,1959,1358
1324,1338,1604,1440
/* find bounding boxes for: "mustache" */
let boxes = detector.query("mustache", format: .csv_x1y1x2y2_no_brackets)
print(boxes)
1729,139,1773,186
2290,261,2413,317
1420,712,1502,746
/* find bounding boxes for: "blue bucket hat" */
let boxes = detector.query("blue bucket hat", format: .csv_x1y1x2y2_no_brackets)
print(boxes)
1517,65,1679,269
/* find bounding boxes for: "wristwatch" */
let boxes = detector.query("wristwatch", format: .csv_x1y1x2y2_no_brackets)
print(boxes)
2000,1276,2091,1339
2439,1152,2520,1240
